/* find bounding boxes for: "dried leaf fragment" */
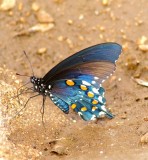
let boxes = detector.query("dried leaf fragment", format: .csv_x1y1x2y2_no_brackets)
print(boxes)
134,78,148,87
28,23,54,32
14,23,54,36
139,44,148,52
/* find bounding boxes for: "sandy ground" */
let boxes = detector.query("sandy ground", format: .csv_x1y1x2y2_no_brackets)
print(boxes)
0,0,148,159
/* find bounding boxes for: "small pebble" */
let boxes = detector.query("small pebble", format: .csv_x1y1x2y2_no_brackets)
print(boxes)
99,34,104,39
137,36,147,45
72,120,76,123
66,38,73,49
36,10,54,23
99,26,105,32
31,2,40,11
102,0,109,6
57,36,64,42
135,20,144,26
138,44,148,52
144,117,148,121
8,11,13,16
0,0,16,11
94,10,99,15
19,17,26,23
122,42,129,51
78,35,84,41
15,80,20,84
79,14,84,20
118,78,121,81
67,19,73,25
37,48,47,55
18,2,23,11
100,151,104,154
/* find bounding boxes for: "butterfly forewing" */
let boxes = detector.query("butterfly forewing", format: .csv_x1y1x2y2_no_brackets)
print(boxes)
43,43,121,82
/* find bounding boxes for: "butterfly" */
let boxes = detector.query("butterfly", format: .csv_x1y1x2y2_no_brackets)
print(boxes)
29,42,122,121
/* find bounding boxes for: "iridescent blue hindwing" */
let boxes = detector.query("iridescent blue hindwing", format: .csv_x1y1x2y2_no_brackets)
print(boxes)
50,94,69,114
49,78,113,121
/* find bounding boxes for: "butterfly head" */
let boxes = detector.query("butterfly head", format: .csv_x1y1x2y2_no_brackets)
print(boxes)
30,76,38,84
30,76,46,94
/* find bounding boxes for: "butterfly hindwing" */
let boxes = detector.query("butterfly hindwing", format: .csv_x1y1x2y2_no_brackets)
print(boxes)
49,94,69,114
49,78,113,121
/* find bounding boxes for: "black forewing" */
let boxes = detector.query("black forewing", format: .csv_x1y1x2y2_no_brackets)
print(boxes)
43,43,122,83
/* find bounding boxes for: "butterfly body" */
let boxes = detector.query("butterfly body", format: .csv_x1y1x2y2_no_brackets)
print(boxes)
30,43,122,121
30,76,50,95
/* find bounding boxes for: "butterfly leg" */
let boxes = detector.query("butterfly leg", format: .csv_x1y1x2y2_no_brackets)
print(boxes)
40,96,46,127
13,94,40,118
10,87,34,101
16,81,30,104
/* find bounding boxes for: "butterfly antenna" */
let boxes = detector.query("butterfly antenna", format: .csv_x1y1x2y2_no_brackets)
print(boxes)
16,73,31,77
23,50,34,76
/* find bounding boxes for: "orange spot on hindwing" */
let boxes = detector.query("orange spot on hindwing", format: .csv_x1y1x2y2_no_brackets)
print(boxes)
80,85,87,91
87,91,94,98
81,107,87,111
92,106,97,111
92,99,98,104
71,104,77,109
66,80,75,86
